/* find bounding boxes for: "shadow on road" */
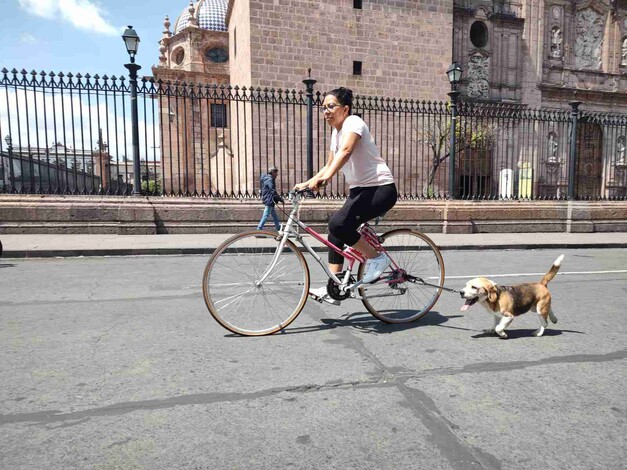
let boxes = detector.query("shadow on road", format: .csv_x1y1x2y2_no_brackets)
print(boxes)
222,311,460,337
471,328,585,340
287,310,457,335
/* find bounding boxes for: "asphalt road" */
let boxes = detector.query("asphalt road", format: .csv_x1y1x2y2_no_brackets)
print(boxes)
0,248,625,469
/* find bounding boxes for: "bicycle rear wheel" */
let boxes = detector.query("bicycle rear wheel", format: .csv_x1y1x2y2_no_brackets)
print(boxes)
358,229,444,323
202,230,310,336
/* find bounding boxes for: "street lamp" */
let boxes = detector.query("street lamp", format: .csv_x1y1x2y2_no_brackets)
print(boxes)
122,25,140,63
446,62,463,89
446,62,463,199
122,26,142,196
4,135,12,151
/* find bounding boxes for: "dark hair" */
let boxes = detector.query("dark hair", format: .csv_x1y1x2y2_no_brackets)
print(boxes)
327,87,353,113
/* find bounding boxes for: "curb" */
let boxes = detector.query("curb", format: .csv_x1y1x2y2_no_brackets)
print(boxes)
2,242,626,259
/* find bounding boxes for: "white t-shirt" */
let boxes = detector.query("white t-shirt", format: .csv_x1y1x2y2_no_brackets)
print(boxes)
330,115,394,188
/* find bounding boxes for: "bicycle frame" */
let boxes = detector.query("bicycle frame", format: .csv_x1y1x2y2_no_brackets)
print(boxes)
257,190,400,294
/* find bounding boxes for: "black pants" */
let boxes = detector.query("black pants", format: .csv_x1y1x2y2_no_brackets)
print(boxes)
327,183,397,264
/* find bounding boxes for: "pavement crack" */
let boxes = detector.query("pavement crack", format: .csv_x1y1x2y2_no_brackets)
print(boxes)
0,379,392,426
411,348,627,378
396,379,502,470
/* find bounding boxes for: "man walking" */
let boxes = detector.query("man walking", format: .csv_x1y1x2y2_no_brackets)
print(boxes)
257,166,283,231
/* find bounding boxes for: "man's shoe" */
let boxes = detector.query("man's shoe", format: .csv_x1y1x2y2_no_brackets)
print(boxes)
361,253,391,283
308,286,340,306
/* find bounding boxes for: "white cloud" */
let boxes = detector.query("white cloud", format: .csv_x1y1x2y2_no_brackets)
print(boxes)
18,0,57,18
20,33,37,44
18,0,118,36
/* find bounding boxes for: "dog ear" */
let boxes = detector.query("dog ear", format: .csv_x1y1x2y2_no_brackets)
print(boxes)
486,283,498,303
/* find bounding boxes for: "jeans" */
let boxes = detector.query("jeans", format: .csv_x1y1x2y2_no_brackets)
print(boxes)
257,205,281,231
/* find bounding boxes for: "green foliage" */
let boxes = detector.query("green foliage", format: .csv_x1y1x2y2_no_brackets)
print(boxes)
141,180,161,194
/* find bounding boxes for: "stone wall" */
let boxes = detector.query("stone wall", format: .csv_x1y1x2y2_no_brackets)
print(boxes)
228,0,453,101
1,195,625,235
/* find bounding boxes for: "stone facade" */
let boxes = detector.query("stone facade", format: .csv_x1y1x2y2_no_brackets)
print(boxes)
150,0,627,199
453,0,627,109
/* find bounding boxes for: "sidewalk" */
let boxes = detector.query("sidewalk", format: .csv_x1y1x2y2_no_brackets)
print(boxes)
1,231,626,258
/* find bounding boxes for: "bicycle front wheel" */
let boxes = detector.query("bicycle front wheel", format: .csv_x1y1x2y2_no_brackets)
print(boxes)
358,229,445,323
202,230,310,336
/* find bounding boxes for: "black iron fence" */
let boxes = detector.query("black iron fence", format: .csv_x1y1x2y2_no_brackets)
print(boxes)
1,68,626,200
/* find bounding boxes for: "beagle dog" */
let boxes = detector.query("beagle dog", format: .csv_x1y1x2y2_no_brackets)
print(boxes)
460,255,564,338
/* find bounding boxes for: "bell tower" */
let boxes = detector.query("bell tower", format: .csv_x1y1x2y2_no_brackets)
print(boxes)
152,0,232,195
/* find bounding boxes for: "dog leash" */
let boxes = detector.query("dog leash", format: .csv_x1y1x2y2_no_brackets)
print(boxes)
440,285,461,294
408,276,460,294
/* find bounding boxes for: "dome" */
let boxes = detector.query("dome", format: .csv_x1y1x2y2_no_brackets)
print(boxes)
174,0,228,34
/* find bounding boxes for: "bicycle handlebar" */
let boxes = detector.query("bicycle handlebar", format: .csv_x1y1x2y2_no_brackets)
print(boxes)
289,188,316,200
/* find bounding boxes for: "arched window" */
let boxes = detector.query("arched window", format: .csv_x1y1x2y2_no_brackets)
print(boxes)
172,47,185,65
470,21,488,48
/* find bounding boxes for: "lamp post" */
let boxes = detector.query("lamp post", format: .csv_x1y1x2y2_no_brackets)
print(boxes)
567,100,582,200
302,68,317,180
446,62,463,199
122,25,142,196
4,135,15,191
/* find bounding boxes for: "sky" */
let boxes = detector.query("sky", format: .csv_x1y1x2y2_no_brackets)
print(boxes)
1,0,181,77
0,0,190,156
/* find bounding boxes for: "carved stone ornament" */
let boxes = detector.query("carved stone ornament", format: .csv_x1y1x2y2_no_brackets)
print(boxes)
467,54,490,98
574,8,604,70
552,6,561,20
622,38,627,66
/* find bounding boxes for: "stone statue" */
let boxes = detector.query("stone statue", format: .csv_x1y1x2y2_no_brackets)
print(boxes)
617,136,626,165
551,27,562,58
548,133,558,163
622,38,627,66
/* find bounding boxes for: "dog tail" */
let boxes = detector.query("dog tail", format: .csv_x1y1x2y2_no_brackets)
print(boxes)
540,254,564,286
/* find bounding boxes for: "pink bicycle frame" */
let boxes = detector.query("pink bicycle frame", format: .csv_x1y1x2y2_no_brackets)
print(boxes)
267,190,401,290
297,217,400,275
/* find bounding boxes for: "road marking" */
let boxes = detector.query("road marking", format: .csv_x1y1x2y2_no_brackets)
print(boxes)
445,270,627,280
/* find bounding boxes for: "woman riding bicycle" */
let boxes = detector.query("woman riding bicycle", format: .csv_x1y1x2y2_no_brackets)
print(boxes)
294,87,398,303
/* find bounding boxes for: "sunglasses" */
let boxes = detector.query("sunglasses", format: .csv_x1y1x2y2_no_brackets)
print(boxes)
320,103,345,113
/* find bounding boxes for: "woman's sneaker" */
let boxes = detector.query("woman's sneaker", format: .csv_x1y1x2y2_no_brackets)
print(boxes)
361,253,391,283
308,286,340,306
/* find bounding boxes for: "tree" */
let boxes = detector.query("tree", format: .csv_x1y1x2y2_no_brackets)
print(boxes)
415,111,499,196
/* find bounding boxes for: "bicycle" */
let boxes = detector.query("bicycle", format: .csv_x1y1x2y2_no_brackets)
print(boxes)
202,189,445,336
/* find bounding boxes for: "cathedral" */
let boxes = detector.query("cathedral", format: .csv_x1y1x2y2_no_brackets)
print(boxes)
151,0,627,197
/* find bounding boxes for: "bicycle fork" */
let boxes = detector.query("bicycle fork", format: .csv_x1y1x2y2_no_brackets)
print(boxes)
255,231,291,287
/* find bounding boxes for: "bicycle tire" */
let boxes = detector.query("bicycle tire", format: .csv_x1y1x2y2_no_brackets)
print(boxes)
202,230,310,336
358,229,445,323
